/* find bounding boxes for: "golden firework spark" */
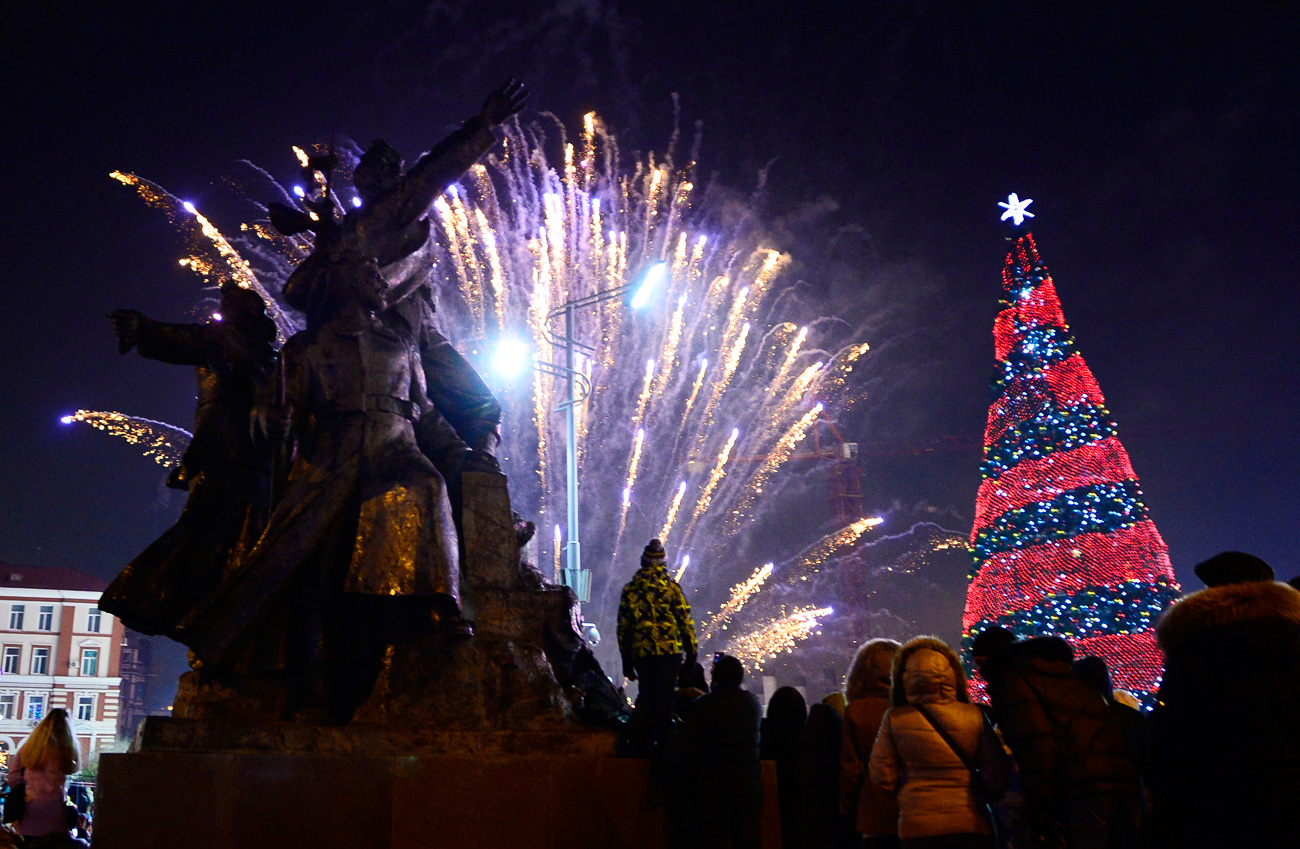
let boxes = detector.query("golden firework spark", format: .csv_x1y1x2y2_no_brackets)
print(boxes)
659,481,688,542
722,403,824,537
109,171,291,338
553,524,563,583
701,562,774,640
728,606,834,668
62,411,190,467
683,427,740,537
783,517,884,584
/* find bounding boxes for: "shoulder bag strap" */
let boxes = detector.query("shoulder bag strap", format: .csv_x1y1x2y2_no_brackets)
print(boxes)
914,702,1001,839
913,702,980,774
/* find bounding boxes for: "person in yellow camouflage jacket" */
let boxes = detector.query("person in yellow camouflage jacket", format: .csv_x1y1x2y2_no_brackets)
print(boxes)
617,538,697,757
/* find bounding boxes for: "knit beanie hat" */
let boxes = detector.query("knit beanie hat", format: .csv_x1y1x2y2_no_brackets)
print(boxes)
1193,551,1274,587
641,538,666,568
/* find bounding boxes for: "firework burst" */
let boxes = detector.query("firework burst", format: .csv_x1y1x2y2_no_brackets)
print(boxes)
90,111,874,670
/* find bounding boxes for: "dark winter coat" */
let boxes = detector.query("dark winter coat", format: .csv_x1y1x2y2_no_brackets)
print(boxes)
680,684,764,808
797,703,855,848
981,637,1139,815
840,639,901,836
870,638,1011,840
759,686,806,849
1150,580,1300,847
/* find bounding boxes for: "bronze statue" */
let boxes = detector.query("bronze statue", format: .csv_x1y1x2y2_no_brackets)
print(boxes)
178,256,472,720
100,284,279,640
112,82,532,724
275,79,529,474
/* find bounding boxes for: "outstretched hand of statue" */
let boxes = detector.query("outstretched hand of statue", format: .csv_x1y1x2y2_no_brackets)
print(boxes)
107,309,145,354
478,78,529,129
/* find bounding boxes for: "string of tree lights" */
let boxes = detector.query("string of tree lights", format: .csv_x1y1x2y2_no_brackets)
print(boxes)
963,197,1181,705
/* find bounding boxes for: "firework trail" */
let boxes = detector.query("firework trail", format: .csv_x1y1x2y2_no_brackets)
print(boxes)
728,606,834,669
61,411,191,467
93,113,874,669
108,172,294,339
701,562,774,641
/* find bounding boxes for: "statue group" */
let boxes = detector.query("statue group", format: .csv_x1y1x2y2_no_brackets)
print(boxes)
98,81,610,731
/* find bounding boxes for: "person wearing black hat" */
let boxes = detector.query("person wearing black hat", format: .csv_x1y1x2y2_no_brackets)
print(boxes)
616,539,697,757
1149,552,1300,848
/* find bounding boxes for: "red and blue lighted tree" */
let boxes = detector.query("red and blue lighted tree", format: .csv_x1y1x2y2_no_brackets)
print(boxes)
963,196,1180,703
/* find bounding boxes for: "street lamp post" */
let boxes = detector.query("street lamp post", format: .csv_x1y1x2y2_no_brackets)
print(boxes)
544,262,667,607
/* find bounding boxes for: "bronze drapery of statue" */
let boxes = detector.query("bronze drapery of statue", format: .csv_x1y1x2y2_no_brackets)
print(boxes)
99,284,279,640
177,256,464,721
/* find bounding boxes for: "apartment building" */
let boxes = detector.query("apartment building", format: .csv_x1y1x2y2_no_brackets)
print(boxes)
0,563,126,764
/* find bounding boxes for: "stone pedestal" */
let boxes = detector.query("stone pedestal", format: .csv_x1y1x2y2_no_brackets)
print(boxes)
97,470,669,845
94,752,781,849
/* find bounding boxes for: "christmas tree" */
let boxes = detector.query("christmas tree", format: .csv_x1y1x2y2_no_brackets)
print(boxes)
963,195,1181,704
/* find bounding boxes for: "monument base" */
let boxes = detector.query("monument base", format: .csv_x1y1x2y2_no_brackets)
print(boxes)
93,748,780,848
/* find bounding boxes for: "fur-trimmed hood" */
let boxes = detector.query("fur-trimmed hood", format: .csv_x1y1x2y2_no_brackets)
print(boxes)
846,638,901,702
1157,580,1300,653
890,636,970,707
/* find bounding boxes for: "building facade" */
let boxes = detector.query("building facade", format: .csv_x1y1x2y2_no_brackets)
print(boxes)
0,564,126,764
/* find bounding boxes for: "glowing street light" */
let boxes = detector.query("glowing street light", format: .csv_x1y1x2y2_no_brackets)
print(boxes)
490,337,534,381
630,261,667,311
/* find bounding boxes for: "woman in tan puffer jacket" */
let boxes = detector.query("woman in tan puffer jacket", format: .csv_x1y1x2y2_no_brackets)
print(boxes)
840,638,902,847
869,637,1010,848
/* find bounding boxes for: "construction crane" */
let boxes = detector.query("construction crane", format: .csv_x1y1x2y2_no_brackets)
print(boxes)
697,419,982,527
719,410,864,526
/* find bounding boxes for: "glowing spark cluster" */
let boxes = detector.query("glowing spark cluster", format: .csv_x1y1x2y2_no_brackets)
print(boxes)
109,171,291,339
728,606,834,668
62,411,191,467
659,481,688,542
786,517,884,583
702,563,774,641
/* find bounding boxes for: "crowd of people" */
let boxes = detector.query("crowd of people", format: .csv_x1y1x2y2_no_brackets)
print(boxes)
618,542,1300,849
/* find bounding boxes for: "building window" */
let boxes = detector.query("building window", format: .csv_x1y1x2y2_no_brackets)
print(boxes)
25,695,44,722
37,606,53,631
76,696,94,722
80,649,99,677
86,608,101,633
0,695,14,720
8,606,23,631
1,648,18,675
31,647,50,676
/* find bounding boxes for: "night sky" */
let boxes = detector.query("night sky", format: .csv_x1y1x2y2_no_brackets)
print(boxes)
5,1,1298,665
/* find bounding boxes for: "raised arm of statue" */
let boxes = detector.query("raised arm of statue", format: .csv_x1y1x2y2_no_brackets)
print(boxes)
389,79,530,227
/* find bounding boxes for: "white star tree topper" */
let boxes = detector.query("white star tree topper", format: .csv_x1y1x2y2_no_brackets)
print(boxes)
999,193,1035,226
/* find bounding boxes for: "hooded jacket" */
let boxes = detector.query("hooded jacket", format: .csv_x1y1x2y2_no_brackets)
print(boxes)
869,637,1010,839
981,636,1138,813
616,562,696,667
840,639,901,835
1150,580,1300,846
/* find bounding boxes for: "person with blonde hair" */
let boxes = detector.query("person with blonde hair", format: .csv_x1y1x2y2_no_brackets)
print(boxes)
841,638,903,847
2,709,88,848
